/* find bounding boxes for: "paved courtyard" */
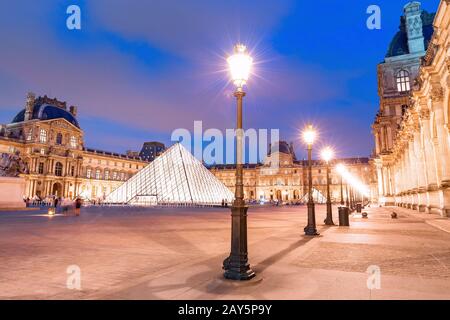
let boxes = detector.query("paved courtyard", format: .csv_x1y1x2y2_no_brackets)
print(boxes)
0,204,449,299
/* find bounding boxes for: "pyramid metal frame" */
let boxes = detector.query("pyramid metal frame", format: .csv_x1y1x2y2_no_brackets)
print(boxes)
300,188,327,204
106,143,234,206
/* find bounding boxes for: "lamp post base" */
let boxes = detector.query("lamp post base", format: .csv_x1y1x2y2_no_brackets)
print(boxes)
223,205,255,281
304,202,320,236
324,202,334,225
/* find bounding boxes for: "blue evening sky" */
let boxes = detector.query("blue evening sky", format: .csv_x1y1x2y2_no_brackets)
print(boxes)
0,0,441,161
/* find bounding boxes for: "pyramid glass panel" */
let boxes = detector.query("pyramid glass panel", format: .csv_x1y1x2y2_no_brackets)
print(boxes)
106,143,234,205
300,188,327,204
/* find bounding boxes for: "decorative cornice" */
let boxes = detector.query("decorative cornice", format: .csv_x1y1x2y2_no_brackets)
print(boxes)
431,83,444,102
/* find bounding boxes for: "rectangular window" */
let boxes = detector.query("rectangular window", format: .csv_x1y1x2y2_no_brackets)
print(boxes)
70,136,77,148
86,168,92,179
38,163,44,174
39,129,47,143
26,129,33,141
71,166,75,177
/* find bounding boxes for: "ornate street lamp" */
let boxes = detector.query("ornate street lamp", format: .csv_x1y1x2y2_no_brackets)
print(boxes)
321,147,334,226
302,125,319,236
337,164,345,205
223,44,255,281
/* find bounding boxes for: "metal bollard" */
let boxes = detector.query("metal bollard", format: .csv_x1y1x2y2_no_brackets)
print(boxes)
338,206,350,226
356,203,362,213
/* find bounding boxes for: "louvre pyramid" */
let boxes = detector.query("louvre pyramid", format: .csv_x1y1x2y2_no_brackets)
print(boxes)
106,143,234,205
300,188,327,204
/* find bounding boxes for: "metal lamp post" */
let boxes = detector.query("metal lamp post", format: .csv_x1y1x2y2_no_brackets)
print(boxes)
223,44,255,281
303,125,319,236
321,147,334,226
337,163,345,206
345,183,350,207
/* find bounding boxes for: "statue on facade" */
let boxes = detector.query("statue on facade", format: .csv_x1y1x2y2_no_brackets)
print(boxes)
0,152,29,177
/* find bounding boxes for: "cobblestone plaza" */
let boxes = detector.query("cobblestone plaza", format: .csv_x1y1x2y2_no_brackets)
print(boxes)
1,205,449,299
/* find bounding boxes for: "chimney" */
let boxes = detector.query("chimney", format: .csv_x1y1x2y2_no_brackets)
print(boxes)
403,2,425,54
24,92,35,121
69,105,78,117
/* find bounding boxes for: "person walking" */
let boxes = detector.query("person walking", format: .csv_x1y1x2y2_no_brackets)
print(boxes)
75,198,82,216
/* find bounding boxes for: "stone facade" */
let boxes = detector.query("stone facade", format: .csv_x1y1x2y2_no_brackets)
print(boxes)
0,93,148,201
210,142,376,204
373,0,450,216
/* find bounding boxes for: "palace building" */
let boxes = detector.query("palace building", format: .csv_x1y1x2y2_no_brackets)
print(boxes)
0,93,148,201
372,1,450,216
210,141,377,204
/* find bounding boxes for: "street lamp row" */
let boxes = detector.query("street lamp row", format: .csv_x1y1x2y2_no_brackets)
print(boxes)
223,43,349,281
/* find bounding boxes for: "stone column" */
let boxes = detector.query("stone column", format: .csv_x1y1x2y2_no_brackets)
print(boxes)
434,107,450,185
376,165,384,198
421,116,438,187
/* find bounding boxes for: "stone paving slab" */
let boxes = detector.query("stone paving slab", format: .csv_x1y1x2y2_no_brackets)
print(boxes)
0,205,449,299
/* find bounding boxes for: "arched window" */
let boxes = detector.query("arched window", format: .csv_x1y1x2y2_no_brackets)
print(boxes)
396,70,410,92
39,129,47,143
55,162,63,177
104,170,109,180
56,133,63,145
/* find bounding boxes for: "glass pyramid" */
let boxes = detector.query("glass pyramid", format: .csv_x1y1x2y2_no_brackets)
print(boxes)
300,188,327,204
106,143,234,206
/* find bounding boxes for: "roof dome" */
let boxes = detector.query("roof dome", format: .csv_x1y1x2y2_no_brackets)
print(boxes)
12,104,80,128
269,141,297,160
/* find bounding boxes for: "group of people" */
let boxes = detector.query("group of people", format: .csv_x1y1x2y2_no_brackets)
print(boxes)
24,195,83,216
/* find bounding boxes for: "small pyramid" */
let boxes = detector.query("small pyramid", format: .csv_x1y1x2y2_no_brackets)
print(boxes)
106,143,234,205
300,188,327,204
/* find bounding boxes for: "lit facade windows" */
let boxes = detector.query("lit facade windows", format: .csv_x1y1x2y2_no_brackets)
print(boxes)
86,168,92,179
95,169,101,180
39,129,47,143
112,171,117,180
26,129,33,141
70,136,77,148
396,70,410,92
38,162,44,174
55,162,63,177
104,170,109,180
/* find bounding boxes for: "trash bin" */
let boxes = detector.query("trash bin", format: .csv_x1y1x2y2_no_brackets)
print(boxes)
338,206,350,226
356,203,362,213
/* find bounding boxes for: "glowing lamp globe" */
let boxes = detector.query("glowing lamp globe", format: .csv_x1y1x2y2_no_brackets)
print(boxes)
227,44,253,89
321,147,334,163
302,125,316,146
